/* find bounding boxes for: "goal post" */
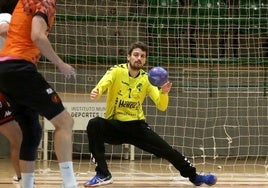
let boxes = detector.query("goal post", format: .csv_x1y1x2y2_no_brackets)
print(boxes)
36,0,268,183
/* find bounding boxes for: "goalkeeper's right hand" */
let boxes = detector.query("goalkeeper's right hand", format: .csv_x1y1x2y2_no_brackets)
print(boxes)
90,89,99,100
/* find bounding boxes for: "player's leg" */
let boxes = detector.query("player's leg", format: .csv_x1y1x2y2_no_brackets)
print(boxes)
14,109,42,188
1,83,41,188
50,110,74,163
87,117,111,176
122,120,217,186
0,92,22,182
0,62,78,188
35,87,77,187
85,117,120,187
19,160,35,187
50,110,78,188
12,92,76,188
0,120,22,181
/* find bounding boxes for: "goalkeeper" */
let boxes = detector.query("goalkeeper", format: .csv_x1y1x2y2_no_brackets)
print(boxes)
84,41,217,187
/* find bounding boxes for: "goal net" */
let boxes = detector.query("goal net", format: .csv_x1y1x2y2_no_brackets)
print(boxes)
36,0,268,184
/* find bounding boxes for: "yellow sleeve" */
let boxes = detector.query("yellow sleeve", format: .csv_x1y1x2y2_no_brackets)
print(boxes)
93,66,115,100
148,85,169,111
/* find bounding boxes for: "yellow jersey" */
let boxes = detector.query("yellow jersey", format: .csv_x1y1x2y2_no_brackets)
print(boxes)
94,63,169,121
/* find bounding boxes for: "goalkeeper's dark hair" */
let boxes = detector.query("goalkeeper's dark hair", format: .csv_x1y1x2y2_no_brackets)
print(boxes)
128,41,149,57
0,0,18,14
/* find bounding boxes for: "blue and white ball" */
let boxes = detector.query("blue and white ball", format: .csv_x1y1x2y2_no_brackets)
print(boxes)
148,66,168,87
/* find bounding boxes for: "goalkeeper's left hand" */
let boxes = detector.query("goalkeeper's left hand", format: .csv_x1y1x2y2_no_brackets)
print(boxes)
161,81,172,94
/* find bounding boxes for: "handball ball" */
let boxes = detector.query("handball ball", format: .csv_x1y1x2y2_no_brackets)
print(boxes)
148,66,168,87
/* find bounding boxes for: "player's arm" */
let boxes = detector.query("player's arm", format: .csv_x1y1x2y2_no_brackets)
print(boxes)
161,82,172,94
90,66,116,100
0,23,9,37
31,15,76,79
90,89,99,101
0,13,11,38
148,82,172,111
31,16,61,64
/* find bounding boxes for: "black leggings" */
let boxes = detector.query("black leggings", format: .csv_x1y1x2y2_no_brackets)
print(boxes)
86,117,196,178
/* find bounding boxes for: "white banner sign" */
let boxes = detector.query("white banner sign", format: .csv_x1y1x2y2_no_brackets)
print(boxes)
44,102,106,130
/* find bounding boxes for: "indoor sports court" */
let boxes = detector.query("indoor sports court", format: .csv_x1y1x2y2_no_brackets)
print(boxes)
1,0,268,187
1,156,268,187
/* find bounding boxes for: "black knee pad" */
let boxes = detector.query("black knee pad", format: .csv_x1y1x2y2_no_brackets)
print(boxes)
20,117,42,161
15,110,42,161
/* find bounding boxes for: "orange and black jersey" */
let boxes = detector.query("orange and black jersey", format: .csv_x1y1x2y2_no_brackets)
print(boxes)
0,0,56,64
93,63,169,121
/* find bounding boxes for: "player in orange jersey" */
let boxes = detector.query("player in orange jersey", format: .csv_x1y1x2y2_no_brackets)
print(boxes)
0,0,78,187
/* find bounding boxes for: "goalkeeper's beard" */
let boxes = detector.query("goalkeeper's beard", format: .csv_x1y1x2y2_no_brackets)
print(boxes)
128,61,142,71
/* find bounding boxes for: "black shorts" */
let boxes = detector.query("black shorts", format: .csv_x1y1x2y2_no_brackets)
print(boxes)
0,92,14,126
0,60,65,120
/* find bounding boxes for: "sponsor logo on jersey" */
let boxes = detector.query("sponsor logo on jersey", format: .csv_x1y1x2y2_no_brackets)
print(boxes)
118,100,138,108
